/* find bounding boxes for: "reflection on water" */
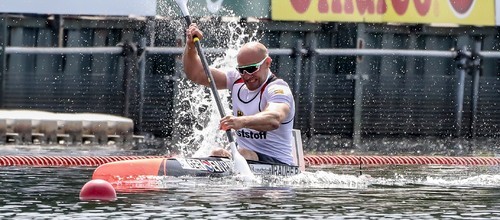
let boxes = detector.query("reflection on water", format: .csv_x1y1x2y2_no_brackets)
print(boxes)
1,164,500,219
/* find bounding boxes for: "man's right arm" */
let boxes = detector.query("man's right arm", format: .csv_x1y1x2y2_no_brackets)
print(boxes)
182,24,227,89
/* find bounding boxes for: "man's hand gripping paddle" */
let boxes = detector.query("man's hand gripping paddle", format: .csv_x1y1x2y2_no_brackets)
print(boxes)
174,0,254,179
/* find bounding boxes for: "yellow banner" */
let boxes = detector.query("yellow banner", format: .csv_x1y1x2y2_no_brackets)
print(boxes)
272,0,495,26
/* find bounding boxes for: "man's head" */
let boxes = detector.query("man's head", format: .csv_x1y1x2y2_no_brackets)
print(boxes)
236,42,272,91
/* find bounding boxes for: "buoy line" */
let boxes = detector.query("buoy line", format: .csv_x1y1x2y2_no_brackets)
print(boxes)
1,155,499,167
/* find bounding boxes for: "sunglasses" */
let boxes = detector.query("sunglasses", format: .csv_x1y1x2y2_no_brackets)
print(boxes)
236,56,268,75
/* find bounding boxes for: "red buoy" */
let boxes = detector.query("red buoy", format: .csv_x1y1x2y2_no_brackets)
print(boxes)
79,179,117,201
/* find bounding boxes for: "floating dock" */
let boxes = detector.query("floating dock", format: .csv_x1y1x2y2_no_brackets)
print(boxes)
0,110,142,145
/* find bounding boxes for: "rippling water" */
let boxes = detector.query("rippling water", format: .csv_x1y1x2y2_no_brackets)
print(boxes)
1,157,500,219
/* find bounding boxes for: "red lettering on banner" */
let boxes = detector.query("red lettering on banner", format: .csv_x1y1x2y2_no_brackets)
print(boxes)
289,0,394,15
357,0,375,15
377,0,387,13
449,0,474,14
319,0,329,13
290,0,312,13
288,0,475,17
392,0,410,15
414,0,431,16
332,0,342,13
345,0,354,14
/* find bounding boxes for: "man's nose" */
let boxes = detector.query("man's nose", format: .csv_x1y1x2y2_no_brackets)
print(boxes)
241,73,252,79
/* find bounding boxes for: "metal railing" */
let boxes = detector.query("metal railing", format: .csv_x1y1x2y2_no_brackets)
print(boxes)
2,42,500,145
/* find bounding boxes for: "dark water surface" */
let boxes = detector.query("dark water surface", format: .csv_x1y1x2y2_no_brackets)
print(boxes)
1,146,500,219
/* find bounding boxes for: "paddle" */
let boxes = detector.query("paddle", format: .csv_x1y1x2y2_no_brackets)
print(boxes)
174,0,254,178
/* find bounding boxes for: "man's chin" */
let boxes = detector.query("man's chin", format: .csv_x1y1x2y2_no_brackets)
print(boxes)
245,82,260,91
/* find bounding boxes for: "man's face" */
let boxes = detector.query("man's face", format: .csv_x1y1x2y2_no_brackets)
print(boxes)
237,56,269,91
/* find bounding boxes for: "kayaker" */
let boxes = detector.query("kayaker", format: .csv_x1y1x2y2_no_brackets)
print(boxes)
182,23,296,166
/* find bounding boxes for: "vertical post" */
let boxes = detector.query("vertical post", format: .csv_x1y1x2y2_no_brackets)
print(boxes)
404,27,419,134
293,39,303,126
306,34,317,140
121,41,139,122
137,38,147,133
145,17,156,47
0,15,6,108
352,73,365,147
352,24,370,147
470,38,482,138
170,29,185,146
454,47,468,138
56,15,65,48
455,69,465,138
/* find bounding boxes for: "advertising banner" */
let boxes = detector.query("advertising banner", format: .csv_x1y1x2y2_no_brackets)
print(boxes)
272,0,495,26
157,0,270,18
0,0,157,16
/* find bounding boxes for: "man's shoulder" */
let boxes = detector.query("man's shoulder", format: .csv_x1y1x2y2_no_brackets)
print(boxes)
226,69,241,88
265,81,293,99
266,79,292,91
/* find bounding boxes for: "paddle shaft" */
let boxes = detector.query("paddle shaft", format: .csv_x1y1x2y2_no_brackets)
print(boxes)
183,16,235,143
174,0,253,178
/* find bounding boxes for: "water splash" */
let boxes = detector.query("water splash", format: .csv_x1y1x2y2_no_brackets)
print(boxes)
206,0,224,13
165,11,260,157
111,165,500,191
266,171,372,189
423,174,500,187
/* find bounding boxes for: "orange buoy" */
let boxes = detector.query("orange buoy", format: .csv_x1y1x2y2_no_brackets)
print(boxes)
79,179,117,201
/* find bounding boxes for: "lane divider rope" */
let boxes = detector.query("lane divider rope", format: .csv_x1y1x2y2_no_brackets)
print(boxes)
304,155,500,166
0,156,168,167
1,155,499,167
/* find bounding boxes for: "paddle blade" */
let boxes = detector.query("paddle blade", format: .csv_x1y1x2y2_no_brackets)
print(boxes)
230,142,255,179
175,0,190,17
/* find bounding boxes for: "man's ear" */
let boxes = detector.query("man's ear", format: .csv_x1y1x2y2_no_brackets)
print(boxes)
266,57,272,66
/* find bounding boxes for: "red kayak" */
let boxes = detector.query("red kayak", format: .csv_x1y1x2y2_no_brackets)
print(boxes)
92,156,301,183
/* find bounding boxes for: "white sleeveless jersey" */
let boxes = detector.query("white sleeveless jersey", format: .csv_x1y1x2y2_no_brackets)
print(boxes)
226,70,295,165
